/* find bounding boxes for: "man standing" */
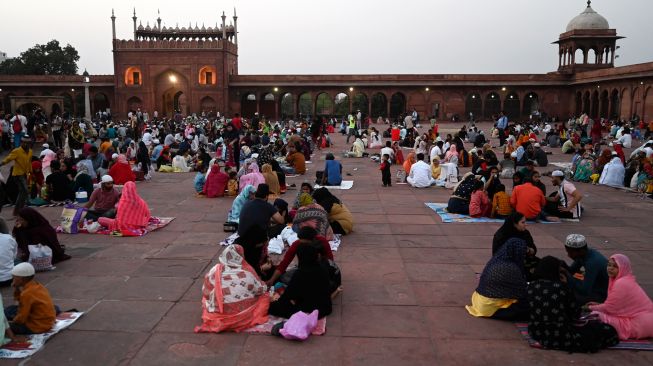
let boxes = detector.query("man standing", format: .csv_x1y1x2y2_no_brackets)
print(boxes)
0,136,32,215
10,110,28,148
496,111,508,147
546,170,582,219
346,114,356,144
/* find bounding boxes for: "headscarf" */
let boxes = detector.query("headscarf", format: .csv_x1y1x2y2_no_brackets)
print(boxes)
492,212,536,255
292,200,334,241
312,187,341,213
597,149,612,167
12,207,65,260
403,152,416,173
239,161,266,192
431,157,441,179
75,161,91,180
599,156,625,187
444,145,458,162
196,244,269,333
228,185,255,223
204,164,229,198
117,154,129,165
476,238,528,299
260,164,280,195
111,181,151,232
298,193,314,207
590,254,653,339
513,146,525,161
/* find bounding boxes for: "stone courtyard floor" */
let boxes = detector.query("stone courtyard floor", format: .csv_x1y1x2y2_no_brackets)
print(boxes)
2,121,653,365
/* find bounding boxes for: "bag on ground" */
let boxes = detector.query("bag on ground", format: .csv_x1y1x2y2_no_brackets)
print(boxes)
60,205,87,234
28,244,54,271
279,310,319,341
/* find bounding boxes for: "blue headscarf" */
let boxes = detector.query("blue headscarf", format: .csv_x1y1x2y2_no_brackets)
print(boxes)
227,185,255,223
476,238,528,299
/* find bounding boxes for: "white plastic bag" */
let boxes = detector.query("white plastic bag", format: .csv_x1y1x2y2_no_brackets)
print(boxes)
28,244,54,272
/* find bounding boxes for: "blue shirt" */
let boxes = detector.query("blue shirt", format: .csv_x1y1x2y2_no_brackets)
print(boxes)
497,116,508,129
324,160,342,186
151,145,164,160
194,172,206,193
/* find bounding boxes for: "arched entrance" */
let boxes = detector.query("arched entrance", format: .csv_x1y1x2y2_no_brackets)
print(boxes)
371,92,387,118
610,89,620,119
298,92,312,118
590,90,599,118
523,92,540,116
600,90,609,118
241,93,257,118
315,93,333,117
575,92,583,116
200,96,217,115
334,93,349,117
280,93,294,119
93,93,110,114
503,92,520,120
260,93,275,118
484,92,501,119
156,70,189,117
465,93,482,120
390,92,406,119
352,93,369,116
52,103,62,116
583,91,590,115
126,96,143,112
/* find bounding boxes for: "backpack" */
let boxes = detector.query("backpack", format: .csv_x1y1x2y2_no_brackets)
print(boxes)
12,117,22,134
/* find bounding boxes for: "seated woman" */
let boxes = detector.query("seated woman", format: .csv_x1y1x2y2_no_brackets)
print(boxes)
172,153,192,173
312,188,353,235
528,256,619,352
204,164,229,198
588,254,653,340
403,152,416,175
261,164,280,196
227,185,256,223
269,244,332,319
234,225,274,281
469,180,491,218
291,183,314,215
239,161,266,192
292,193,334,241
98,181,151,235
345,137,366,158
12,208,70,263
73,162,94,199
368,128,383,149
572,151,594,182
492,212,535,255
194,244,270,333
443,145,459,165
319,153,342,187
446,173,476,215
599,153,625,187
465,238,529,321
108,154,135,185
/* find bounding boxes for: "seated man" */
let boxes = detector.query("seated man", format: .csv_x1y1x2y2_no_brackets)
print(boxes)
237,184,285,236
84,175,120,221
381,141,395,164
546,170,582,219
563,234,608,304
407,153,435,188
4,263,56,334
510,176,545,220
45,160,74,202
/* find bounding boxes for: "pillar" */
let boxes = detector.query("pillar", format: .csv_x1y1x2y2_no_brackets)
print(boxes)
221,12,226,39
111,9,116,39
84,86,91,119
132,8,137,40
233,8,238,45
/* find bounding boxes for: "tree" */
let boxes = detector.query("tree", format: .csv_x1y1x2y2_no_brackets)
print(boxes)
0,40,80,75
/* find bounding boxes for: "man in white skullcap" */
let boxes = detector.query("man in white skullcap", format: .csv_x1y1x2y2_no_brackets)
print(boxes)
563,234,608,305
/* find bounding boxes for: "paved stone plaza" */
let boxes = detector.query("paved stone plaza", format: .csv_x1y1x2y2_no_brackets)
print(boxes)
1,122,652,365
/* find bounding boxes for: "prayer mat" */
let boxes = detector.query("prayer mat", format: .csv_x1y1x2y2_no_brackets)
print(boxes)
244,315,327,335
515,323,653,351
59,217,175,237
425,203,504,223
0,312,84,359
314,181,354,190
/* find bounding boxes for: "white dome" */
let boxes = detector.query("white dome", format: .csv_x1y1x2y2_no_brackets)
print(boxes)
566,3,609,32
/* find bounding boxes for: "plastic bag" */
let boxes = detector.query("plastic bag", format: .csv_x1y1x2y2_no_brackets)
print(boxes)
29,244,54,271
60,204,87,234
75,188,88,203
279,310,319,341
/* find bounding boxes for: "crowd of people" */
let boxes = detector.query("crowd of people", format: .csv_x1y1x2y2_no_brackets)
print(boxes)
0,104,651,352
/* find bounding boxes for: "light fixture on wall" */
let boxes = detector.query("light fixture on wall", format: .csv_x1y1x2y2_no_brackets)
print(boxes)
501,87,507,91
273,87,279,92
425,87,429,91
169,74,177,83
349,87,354,92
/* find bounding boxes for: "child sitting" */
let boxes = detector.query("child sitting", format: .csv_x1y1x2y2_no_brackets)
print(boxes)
469,179,491,218
227,170,238,197
491,183,512,219
194,166,207,195
380,154,392,187
4,263,56,335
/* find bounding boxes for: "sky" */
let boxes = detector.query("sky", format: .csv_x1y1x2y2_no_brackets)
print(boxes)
2,0,652,75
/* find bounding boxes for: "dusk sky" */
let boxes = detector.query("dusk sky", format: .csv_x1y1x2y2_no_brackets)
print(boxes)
3,0,652,75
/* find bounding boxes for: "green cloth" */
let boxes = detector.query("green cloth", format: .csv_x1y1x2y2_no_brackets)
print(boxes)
0,296,10,346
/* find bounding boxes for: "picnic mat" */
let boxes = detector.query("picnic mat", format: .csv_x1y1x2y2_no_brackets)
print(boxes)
314,181,354,190
550,162,572,170
514,323,653,351
59,217,175,237
221,232,342,252
0,312,84,359
425,203,504,223
244,315,326,335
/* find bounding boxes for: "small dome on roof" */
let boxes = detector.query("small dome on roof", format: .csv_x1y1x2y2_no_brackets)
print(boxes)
566,1,609,32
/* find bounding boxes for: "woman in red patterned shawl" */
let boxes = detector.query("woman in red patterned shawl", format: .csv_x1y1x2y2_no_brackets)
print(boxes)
195,244,270,333
98,181,150,234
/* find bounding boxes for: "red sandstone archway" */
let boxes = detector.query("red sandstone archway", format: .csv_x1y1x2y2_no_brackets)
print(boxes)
126,96,143,112
298,92,312,117
371,92,387,118
484,92,501,119
504,92,520,120
334,93,350,117
352,93,368,116
610,89,620,119
523,92,539,117
156,70,189,116
389,92,406,119
93,92,110,114
600,90,609,119
280,93,294,118
575,92,583,116
241,92,257,118
315,92,333,116
200,96,217,115
465,93,482,120
260,93,275,118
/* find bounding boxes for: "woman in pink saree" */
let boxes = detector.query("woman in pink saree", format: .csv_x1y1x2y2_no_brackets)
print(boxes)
239,161,265,192
589,254,653,340
195,244,270,333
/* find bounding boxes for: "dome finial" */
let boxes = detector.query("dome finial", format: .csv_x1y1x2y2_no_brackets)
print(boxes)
587,0,591,7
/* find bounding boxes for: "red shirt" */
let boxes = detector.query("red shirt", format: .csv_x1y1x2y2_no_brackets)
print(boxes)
231,117,242,131
510,183,545,219
277,236,333,274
